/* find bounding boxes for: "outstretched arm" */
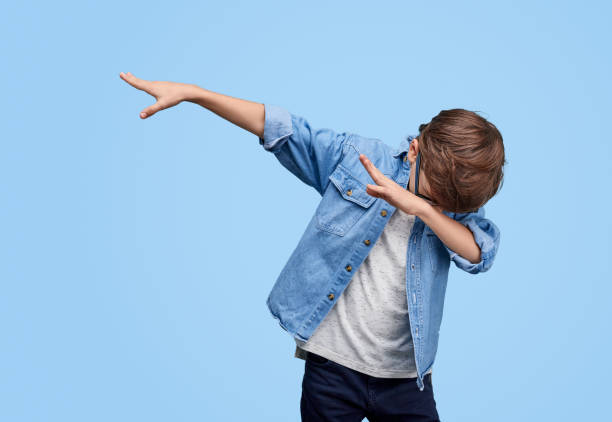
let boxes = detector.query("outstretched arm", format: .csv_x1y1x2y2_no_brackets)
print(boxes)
120,72,350,195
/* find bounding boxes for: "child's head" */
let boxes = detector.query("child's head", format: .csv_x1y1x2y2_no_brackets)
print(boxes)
408,108,507,213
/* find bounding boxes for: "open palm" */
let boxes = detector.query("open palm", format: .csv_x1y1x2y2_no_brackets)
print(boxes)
119,71,193,119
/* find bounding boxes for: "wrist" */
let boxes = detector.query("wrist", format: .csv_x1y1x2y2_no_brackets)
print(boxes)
184,84,209,104
415,200,436,220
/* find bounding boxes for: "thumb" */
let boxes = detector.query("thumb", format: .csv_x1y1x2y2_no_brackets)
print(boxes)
140,102,164,119
366,184,386,199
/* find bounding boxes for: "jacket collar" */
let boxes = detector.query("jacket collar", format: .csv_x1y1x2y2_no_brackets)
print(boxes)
392,135,416,159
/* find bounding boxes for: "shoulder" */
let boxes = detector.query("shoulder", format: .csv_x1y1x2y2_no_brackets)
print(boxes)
346,133,395,156
336,134,400,182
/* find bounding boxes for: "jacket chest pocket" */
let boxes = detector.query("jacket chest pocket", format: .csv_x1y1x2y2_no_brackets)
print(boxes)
315,164,376,236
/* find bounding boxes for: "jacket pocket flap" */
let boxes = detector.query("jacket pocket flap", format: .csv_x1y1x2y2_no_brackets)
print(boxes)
328,164,376,208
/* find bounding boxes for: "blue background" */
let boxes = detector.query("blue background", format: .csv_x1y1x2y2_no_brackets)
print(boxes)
2,1,610,420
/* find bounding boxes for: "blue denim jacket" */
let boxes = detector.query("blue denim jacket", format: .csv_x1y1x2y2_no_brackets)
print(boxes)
258,104,501,391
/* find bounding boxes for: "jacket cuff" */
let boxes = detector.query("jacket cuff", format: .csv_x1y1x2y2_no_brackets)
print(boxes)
258,104,294,152
446,244,496,274
445,217,500,274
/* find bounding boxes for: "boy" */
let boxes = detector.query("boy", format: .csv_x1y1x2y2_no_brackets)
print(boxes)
120,72,505,421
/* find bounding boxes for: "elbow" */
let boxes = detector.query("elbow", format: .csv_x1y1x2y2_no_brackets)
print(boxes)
449,246,497,274
465,244,482,265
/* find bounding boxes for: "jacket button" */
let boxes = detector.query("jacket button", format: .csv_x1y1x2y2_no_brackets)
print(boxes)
346,189,352,196
404,155,408,162
345,265,352,272
411,264,415,270
364,239,371,246
328,293,334,300
380,209,387,217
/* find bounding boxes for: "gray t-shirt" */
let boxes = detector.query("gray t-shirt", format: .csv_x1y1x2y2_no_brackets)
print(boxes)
294,207,432,378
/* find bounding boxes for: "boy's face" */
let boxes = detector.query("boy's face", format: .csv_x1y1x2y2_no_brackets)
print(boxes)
406,138,442,211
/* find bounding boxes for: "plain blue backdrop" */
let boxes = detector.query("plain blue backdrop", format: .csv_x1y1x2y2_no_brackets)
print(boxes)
1,1,610,420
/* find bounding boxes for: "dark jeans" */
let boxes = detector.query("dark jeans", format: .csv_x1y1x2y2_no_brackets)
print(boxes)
301,351,440,422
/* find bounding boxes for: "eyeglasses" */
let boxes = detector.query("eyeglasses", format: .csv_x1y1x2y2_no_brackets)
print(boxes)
413,151,438,206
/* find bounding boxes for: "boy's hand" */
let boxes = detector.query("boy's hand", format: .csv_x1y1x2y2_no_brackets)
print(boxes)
359,153,438,216
119,72,198,119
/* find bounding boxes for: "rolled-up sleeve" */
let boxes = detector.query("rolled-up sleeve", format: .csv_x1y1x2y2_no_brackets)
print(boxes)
443,206,501,274
258,104,349,196
258,104,294,152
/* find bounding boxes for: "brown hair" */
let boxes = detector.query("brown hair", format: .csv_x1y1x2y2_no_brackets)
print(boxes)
416,108,507,213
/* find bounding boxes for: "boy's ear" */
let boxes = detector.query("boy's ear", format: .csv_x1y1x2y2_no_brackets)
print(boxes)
407,137,419,162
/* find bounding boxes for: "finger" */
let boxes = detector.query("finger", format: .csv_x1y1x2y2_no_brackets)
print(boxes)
365,184,387,199
140,102,164,119
359,154,390,186
120,71,151,93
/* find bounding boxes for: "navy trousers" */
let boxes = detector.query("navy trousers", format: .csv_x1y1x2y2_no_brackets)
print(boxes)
300,351,440,422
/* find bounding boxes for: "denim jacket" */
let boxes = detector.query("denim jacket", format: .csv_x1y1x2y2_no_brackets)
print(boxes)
258,104,501,391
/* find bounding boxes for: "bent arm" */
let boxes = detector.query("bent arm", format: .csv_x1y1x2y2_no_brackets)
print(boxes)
187,85,265,138
419,205,501,274
418,205,482,264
